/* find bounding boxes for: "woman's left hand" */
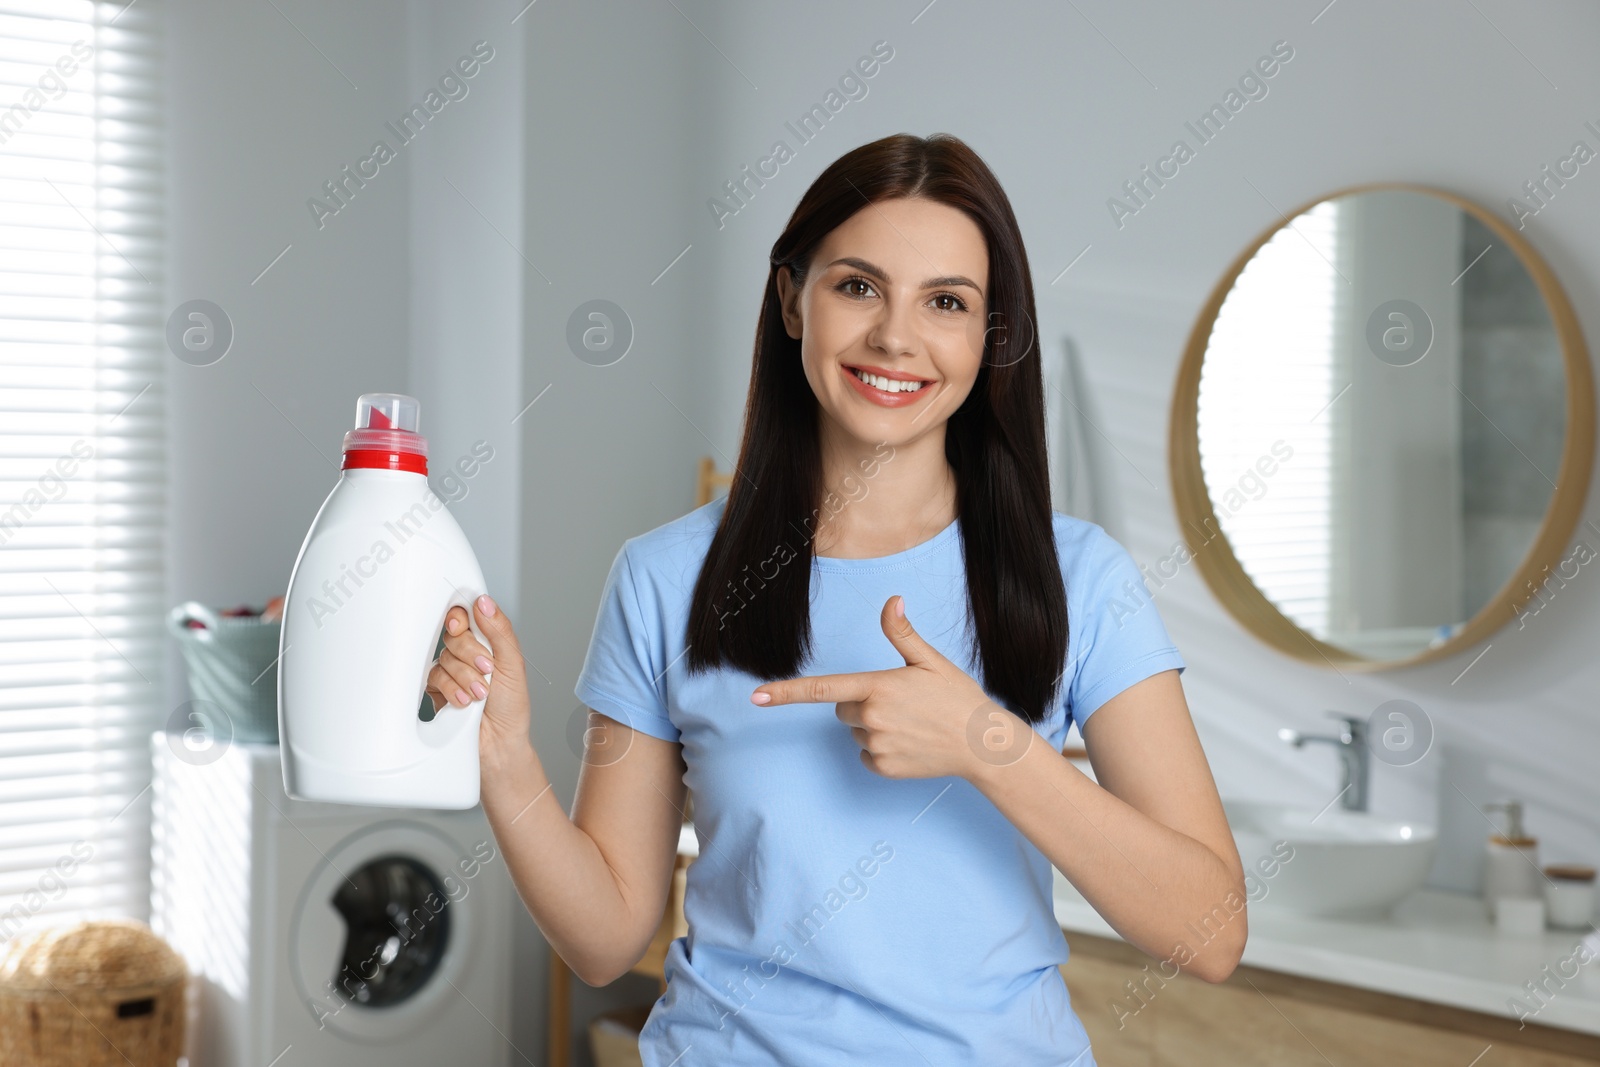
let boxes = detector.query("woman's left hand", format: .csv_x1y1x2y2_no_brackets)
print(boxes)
752,596,1034,780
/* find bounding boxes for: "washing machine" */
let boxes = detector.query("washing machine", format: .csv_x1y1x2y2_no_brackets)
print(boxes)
149,732,516,1067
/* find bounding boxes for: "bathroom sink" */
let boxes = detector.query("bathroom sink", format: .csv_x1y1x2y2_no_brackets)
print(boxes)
1225,798,1437,919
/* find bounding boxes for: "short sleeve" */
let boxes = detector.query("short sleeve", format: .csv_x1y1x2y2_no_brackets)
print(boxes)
573,544,682,744
1065,527,1186,734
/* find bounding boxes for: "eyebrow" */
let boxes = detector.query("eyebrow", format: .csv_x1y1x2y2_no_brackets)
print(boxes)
823,256,983,294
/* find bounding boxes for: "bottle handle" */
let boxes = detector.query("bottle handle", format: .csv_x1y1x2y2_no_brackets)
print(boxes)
419,582,489,734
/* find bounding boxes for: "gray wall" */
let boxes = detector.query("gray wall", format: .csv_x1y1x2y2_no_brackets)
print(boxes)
405,0,527,626
166,1,412,614
516,2,716,1056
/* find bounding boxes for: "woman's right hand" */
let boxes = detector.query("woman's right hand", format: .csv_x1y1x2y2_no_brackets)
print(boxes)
425,594,531,756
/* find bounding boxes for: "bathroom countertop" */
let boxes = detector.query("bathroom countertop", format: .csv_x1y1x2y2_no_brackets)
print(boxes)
1052,872,1600,1037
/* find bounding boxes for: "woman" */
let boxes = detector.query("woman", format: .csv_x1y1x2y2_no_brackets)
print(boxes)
428,132,1246,1065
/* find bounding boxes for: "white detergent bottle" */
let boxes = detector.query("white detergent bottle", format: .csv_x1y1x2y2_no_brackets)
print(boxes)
278,392,489,809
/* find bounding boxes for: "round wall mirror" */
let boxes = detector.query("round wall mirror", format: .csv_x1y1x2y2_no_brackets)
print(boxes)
1170,183,1594,669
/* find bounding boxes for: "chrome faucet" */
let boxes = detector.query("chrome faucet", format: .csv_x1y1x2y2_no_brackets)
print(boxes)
1278,713,1370,812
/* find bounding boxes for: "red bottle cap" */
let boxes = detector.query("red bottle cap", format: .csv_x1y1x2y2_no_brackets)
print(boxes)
341,393,429,475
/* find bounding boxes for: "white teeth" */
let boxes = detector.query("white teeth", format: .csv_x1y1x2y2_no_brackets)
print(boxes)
850,368,925,394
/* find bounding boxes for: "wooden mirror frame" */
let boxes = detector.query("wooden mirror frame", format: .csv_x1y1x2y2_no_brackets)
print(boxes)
1169,182,1595,671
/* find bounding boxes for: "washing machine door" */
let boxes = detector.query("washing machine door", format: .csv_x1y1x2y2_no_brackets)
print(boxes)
329,853,451,1007
290,820,481,1042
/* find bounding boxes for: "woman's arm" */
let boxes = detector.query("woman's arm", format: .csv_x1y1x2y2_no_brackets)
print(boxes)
431,598,688,987
966,669,1247,983
753,597,1246,984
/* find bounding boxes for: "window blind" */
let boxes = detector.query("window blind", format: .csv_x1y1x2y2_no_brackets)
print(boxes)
1196,200,1338,635
0,0,164,940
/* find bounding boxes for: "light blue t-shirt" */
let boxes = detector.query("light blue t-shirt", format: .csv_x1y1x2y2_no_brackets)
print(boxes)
574,497,1185,1066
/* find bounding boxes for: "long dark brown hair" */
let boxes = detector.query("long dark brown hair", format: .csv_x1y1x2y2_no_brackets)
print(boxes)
685,132,1067,724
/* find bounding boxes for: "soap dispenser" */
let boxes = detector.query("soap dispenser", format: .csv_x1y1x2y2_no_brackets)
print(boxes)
1483,800,1541,913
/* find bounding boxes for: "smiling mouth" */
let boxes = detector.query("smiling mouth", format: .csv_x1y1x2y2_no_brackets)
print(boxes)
846,367,933,394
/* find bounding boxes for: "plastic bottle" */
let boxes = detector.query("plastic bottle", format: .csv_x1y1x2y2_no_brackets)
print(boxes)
278,393,488,808
1483,799,1541,916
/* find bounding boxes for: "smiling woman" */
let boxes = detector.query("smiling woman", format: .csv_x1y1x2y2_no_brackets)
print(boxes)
438,132,1247,1067
688,137,1067,727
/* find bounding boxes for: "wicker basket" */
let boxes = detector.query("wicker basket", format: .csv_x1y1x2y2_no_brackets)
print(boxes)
166,600,282,743
0,919,188,1067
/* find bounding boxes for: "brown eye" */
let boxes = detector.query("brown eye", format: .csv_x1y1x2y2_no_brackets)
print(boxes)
931,293,967,313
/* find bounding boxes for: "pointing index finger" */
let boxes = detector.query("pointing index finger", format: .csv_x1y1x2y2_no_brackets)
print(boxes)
753,672,878,707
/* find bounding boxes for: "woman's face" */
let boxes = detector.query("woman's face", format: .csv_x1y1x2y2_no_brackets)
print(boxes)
777,196,989,451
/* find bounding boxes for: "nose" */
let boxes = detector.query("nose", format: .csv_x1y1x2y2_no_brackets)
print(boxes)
865,289,918,361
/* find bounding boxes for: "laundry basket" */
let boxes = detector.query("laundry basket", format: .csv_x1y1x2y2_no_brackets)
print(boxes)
0,919,188,1067
166,600,282,743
